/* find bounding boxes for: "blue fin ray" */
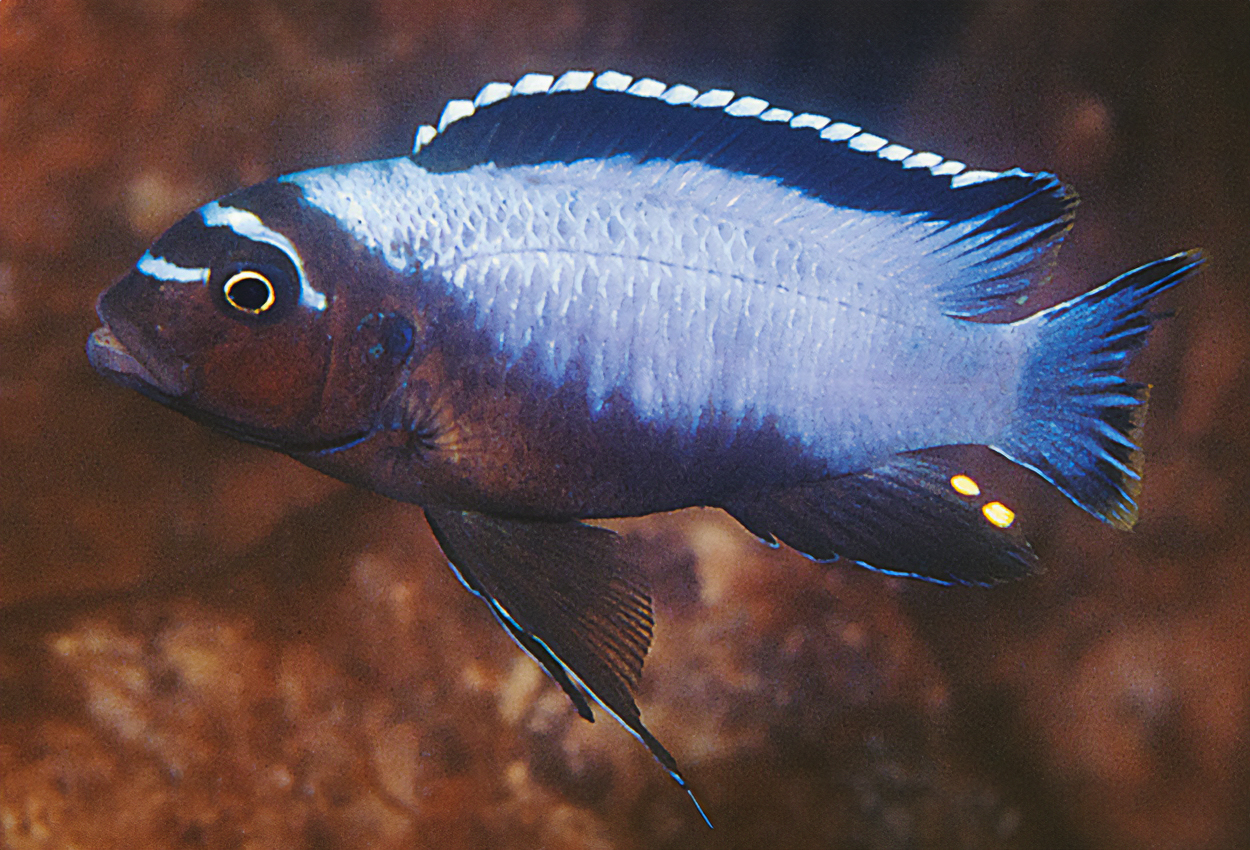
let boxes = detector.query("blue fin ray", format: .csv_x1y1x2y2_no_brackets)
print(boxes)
929,175,1077,316
995,251,1203,528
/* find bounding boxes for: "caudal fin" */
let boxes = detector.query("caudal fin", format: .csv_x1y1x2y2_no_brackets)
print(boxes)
995,251,1202,529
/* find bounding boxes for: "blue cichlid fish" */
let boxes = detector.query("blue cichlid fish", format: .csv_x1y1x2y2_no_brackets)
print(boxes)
87,70,1200,815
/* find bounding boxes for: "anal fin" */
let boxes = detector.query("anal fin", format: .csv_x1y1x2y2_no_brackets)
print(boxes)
423,508,708,823
721,451,1038,586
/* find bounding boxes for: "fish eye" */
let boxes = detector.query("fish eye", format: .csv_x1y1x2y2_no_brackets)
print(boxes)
213,259,297,321
223,269,276,314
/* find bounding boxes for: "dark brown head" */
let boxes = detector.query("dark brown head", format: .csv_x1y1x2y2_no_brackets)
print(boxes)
88,181,418,453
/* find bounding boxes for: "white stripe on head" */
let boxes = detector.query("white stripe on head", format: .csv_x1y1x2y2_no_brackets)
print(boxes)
200,201,327,311
137,251,210,283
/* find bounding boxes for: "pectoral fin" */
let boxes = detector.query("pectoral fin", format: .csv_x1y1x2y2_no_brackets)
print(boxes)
423,508,706,819
722,453,1038,586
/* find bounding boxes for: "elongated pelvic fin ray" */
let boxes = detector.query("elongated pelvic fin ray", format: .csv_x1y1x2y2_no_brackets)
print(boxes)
422,508,708,823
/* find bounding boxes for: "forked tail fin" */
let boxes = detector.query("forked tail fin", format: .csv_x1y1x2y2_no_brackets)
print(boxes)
995,251,1201,529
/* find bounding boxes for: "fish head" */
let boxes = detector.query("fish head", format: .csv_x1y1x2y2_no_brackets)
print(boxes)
88,181,418,453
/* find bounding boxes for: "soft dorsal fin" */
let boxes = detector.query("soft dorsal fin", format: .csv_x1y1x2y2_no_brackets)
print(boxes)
411,70,1077,315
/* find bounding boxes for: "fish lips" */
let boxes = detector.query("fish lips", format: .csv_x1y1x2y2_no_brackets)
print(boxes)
86,275,191,402
85,315,188,402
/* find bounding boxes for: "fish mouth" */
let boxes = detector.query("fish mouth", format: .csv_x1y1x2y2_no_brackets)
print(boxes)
87,323,189,400
88,321,372,456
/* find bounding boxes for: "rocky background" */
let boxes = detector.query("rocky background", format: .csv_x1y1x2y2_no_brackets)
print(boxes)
2,2,1247,848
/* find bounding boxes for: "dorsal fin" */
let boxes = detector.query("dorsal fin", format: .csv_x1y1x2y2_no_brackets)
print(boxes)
410,70,1076,315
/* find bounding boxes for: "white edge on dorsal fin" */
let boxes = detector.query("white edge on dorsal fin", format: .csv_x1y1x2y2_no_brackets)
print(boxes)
474,81,514,108
878,143,912,162
725,96,768,117
692,88,734,108
661,84,698,105
820,122,860,142
848,132,887,153
594,70,632,92
951,169,1000,187
412,124,437,153
551,70,594,92
626,78,666,98
903,151,942,169
791,113,831,131
414,70,1007,188
931,160,967,177
514,73,554,95
437,99,475,133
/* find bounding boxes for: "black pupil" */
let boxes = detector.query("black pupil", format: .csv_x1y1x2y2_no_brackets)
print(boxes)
228,276,272,311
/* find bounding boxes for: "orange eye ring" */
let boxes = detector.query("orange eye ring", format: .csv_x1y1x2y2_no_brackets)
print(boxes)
223,269,276,314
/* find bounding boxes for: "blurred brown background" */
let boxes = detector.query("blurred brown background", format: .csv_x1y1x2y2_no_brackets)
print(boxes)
2,1,1247,848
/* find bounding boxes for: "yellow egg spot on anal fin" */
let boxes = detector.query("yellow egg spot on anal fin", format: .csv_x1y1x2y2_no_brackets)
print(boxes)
950,474,981,497
982,501,1016,528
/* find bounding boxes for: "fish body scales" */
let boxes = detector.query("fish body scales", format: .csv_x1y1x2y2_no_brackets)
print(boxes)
289,156,1022,476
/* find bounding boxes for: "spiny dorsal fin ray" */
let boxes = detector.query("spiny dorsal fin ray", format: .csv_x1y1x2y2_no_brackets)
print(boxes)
721,451,1038,586
422,508,706,820
411,70,1076,316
